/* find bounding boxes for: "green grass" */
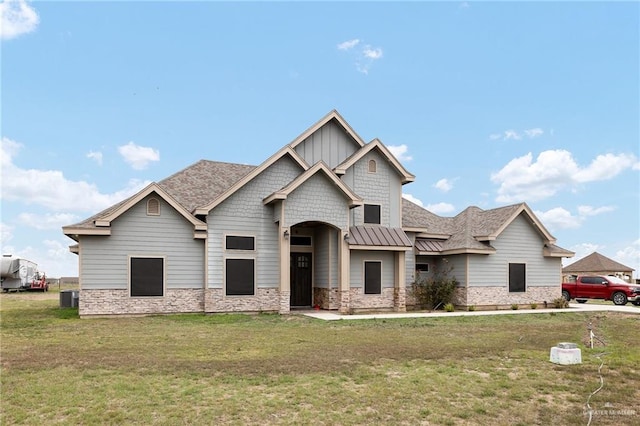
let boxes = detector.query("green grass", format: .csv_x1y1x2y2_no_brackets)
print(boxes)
1,294,639,425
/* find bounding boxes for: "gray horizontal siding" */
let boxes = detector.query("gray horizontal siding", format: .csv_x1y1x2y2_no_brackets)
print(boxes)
350,251,395,289
81,195,205,290
208,157,300,290
468,214,562,287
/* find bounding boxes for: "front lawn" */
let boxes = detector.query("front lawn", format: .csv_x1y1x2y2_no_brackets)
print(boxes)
1,293,639,425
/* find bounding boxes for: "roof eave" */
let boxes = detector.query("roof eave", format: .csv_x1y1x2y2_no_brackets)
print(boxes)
63,227,112,238
349,245,413,251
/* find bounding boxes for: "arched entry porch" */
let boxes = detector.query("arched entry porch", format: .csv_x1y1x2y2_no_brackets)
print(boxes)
279,221,349,312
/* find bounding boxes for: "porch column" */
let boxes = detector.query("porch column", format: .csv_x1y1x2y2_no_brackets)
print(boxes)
394,251,406,312
279,226,291,314
338,229,351,314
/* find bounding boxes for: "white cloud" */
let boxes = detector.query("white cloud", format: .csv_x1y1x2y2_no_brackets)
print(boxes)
524,128,544,138
616,240,640,279
433,178,454,192
363,46,383,59
573,153,638,183
491,149,638,203
534,204,616,231
0,0,39,40
425,202,456,215
387,144,412,162
1,137,150,212
577,205,615,217
118,141,160,170
87,151,103,165
337,39,359,50
534,207,581,230
0,222,14,247
402,193,423,207
17,212,81,230
338,38,383,74
491,128,544,141
503,130,521,140
2,239,78,278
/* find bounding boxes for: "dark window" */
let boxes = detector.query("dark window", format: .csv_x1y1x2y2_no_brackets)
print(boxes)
226,235,255,251
416,263,429,273
364,204,381,224
582,276,606,285
509,263,526,293
291,236,312,246
130,257,164,297
364,261,382,294
226,259,255,295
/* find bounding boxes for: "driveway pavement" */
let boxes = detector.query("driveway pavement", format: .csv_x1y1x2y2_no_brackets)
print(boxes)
303,302,640,321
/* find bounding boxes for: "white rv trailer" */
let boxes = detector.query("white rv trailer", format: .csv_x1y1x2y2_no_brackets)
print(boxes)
1,255,38,292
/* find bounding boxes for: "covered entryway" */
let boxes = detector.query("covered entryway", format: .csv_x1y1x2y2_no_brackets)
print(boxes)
290,252,312,307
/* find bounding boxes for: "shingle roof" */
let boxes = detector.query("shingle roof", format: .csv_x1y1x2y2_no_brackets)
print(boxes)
158,160,256,212
563,252,634,273
401,198,450,233
66,160,256,230
401,199,570,255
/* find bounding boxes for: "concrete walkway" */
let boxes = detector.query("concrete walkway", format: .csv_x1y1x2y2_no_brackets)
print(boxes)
303,302,640,321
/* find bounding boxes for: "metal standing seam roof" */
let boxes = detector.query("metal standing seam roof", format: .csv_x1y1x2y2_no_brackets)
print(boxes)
414,238,444,252
348,226,412,247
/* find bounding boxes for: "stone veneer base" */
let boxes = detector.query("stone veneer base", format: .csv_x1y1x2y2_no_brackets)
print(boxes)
79,288,204,317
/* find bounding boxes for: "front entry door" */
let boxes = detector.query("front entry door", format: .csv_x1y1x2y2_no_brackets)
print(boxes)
290,253,312,307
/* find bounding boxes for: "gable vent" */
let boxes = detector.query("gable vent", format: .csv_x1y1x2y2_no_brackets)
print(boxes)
147,198,160,216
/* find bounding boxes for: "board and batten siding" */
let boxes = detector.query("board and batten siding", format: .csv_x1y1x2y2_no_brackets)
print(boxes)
294,119,360,169
344,151,403,227
80,195,205,290
207,156,302,290
467,214,562,287
350,251,395,289
313,227,339,289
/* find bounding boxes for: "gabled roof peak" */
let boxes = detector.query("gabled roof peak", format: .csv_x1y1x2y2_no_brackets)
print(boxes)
289,109,367,149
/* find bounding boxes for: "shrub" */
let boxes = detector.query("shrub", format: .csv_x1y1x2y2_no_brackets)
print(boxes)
511,304,519,310
553,297,569,309
444,303,455,312
410,262,458,311
530,303,538,310
468,305,476,312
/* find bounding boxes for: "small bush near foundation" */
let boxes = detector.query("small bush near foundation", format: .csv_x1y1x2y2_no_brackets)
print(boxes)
444,303,455,312
410,262,457,311
553,297,569,308
530,303,538,310
511,304,519,310
468,305,476,312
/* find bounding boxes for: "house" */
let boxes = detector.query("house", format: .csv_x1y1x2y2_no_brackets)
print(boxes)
62,110,574,317
563,252,635,283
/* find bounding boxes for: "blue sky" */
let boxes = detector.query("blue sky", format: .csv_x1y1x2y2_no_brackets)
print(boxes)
1,0,639,279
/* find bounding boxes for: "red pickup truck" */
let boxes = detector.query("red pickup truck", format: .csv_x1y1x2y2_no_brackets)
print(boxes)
562,275,640,306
